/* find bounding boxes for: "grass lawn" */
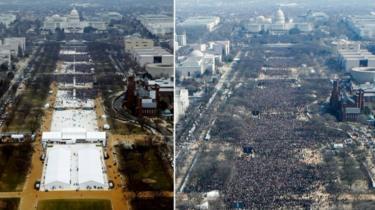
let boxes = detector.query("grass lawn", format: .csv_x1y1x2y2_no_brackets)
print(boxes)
2,42,59,133
131,197,173,210
4,85,47,132
117,145,173,191
0,198,19,210
108,119,145,135
37,199,112,210
0,143,33,191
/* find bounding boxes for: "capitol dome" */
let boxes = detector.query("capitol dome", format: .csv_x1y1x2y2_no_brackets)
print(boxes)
70,8,79,17
191,50,204,57
274,8,285,24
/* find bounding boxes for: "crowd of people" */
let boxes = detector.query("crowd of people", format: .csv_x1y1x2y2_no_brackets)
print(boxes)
213,78,346,209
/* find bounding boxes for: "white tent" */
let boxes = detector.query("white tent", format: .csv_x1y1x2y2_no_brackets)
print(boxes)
44,147,71,190
86,132,106,141
78,148,106,189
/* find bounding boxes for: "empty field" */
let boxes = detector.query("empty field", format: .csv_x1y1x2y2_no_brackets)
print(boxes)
131,197,173,210
37,199,112,210
0,143,33,191
117,144,173,191
0,198,19,210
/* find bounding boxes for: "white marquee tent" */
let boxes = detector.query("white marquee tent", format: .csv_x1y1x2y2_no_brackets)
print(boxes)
43,147,71,190
78,148,106,189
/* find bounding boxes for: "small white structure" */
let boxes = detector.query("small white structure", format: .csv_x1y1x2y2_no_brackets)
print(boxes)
42,130,106,147
175,87,189,122
10,134,24,141
0,49,11,66
103,124,110,130
333,143,344,149
205,190,220,201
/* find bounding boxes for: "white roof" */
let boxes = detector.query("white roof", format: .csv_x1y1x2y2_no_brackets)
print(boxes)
11,134,24,139
86,132,106,140
78,148,105,185
44,147,71,186
42,131,106,142
132,47,172,56
42,132,62,140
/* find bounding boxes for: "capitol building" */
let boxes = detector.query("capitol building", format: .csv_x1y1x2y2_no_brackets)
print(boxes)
43,8,106,33
245,8,313,34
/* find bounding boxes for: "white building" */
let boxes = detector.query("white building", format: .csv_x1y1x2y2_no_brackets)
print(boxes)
175,33,187,47
346,14,375,39
43,8,106,33
1,37,26,56
131,47,173,67
0,14,16,28
42,130,106,147
351,67,375,83
138,15,173,37
177,50,216,80
124,35,154,53
99,12,123,23
0,50,11,66
145,63,174,79
209,41,230,56
207,40,231,62
178,16,220,33
334,39,375,72
245,8,313,34
175,87,189,122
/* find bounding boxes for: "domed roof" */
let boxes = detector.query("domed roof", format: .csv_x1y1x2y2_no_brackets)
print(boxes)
52,14,61,20
191,50,204,57
256,16,265,21
70,8,79,17
275,8,285,24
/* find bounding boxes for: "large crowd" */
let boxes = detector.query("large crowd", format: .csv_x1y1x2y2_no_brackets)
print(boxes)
213,79,346,209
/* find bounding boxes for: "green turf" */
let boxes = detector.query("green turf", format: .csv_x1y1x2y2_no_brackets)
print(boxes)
0,143,33,192
131,197,173,210
37,199,112,210
3,43,59,133
0,198,19,210
118,145,173,191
